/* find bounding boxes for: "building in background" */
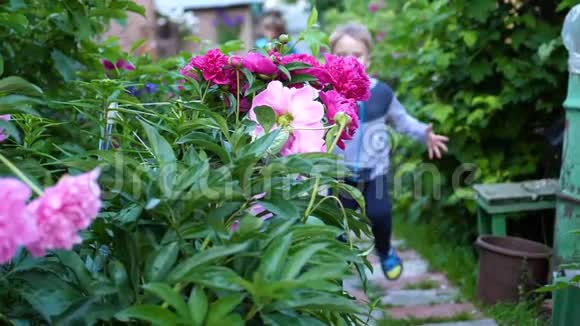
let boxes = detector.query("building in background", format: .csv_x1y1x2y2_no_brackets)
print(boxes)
102,0,158,57
155,0,263,56
103,0,313,57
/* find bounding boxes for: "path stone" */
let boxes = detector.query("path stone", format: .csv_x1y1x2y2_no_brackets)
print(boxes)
387,303,480,320
422,319,498,326
380,288,459,306
343,237,496,325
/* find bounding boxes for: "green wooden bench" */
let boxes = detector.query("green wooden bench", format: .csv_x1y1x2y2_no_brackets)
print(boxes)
473,179,560,236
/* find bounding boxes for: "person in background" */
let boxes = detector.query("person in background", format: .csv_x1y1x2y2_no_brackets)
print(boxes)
255,9,296,53
331,23,449,280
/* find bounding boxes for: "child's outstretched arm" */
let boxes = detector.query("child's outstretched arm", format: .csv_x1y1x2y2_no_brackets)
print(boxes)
387,96,449,159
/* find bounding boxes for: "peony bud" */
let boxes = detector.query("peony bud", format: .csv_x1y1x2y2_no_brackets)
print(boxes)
279,34,290,44
334,111,352,127
229,55,242,68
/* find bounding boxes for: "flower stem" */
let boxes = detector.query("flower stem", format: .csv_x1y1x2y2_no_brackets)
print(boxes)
235,70,241,125
303,176,320,221
0,152,43,196
328,123,346,153
302,123,347,221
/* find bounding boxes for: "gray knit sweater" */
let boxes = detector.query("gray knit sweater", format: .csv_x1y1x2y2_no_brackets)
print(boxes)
334,79,428,181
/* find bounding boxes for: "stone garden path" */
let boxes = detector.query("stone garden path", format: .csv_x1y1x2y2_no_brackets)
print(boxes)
345,238,498,326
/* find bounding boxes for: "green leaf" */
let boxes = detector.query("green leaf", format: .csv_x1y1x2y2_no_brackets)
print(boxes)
461,31,478,48
240,67,255,89
254,105,276,133
0,54,3,77
336,183,366,212
0,119,20,143
243,128,281,157
126,1,146,15
465,0,495,22
54,251,93,294
428,104,453,123
145,242,180,282
281,243,328,280
116,305,179,325
115,203,142,225
278,65,292,80
169,243,248,282
258,195,299,219
143,283,189,319
176,132,230,163
307,7,318,28
51,50,85,81
244,79,266,96
0,13,28,33
130,39,147,53
0,76,43,96
0,96,42,115
206,294,245,324
257,233,293,281
17,272,82,322
189,287,208,326
140,119,176,164
285,62,313,71
263,313,327,326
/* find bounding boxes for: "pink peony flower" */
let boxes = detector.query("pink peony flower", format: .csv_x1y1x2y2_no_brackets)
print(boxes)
319,54,371,101
26,169,102,257
0,114,11,143
242,52,279,76
183,49,234,85
249,81,326,155
369,3,378,13
319,90,359,150
0,179,38,264
281,129,326,156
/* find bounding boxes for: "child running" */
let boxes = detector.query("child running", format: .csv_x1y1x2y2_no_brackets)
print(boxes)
330,23,449,280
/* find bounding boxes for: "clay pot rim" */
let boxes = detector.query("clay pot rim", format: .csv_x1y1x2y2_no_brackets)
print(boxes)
475,235,552,259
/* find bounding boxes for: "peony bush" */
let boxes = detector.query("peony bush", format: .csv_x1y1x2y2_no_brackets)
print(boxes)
0,6,375,325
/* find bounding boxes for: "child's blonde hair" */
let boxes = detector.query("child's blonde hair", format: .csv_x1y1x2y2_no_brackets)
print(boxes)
330,23,373,53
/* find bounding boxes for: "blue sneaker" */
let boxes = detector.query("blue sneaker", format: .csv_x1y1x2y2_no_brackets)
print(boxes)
380,249,403,280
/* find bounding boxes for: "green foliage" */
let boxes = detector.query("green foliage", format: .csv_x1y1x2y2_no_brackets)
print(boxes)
325,0,572,242
0,3,374,325
0,0,143,90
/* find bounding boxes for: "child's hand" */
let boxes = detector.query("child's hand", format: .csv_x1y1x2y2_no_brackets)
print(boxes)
426,124,449,159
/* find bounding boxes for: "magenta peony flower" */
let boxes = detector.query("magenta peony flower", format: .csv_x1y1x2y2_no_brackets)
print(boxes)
320,90,359,150
116,60,135,71
102,59,135,71
249,81,326,155
26,169,102,257
102,59,116,70
242,52,279,76
369,3,378,13
183,49,234,85
0,115,11,143
319,54,371,101
0,179,38,264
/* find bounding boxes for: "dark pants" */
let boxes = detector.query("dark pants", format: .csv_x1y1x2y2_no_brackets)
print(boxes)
339,174,392,257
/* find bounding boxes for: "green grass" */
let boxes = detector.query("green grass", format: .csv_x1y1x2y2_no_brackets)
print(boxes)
378,311,473,326
392,217,550,326
403,279,440,290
